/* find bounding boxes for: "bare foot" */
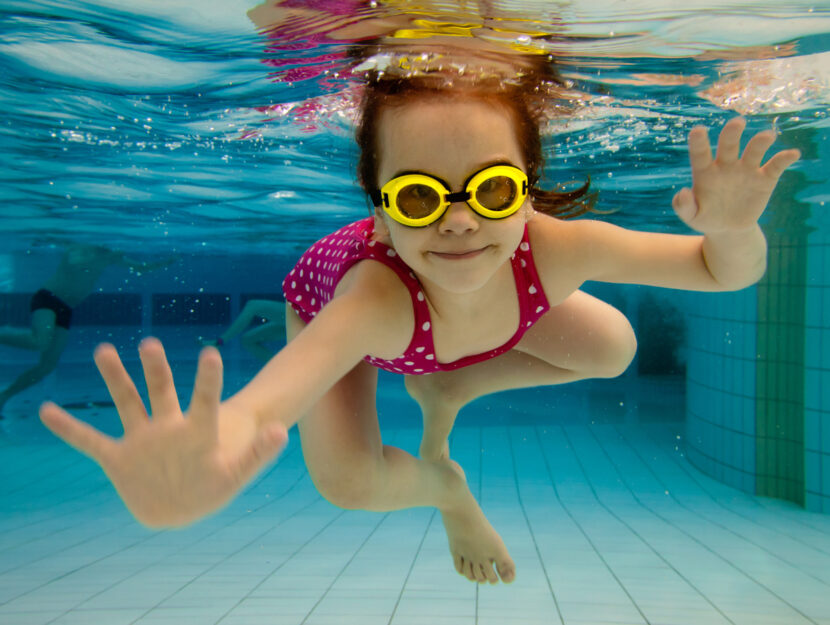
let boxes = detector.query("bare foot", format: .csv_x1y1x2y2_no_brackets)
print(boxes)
440,459,516,584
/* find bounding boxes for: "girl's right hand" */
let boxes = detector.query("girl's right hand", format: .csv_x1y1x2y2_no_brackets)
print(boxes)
39,338,288,528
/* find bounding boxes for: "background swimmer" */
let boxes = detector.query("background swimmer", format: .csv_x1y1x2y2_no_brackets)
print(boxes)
0,245,174,417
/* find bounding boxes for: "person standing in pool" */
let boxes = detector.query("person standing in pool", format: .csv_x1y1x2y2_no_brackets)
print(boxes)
0,244,174,416
38,61,799,585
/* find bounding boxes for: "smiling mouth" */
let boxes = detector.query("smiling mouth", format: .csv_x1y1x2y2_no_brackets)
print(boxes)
429,246,490,260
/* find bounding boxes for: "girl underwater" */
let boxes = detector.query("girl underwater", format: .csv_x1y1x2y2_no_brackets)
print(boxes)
39,57,801,586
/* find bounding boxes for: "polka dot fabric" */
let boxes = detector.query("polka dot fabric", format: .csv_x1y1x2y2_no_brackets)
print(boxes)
282,217,550,375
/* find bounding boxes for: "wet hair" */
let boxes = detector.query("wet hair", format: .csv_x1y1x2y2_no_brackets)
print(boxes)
353,54,596,218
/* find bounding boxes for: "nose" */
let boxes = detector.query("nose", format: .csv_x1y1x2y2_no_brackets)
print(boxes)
438,200,479,235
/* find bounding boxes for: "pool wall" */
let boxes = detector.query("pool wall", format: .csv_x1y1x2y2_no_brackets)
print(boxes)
684,132,830,514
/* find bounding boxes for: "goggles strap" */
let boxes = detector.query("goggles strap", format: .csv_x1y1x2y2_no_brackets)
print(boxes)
445,190,471,204
369,190,386,208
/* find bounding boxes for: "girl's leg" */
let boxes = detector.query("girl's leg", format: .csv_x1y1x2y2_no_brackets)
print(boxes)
286,305,515,584
406,289,637,460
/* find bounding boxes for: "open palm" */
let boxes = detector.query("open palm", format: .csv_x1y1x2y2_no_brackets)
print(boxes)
40,338,287,527
672,117,801,233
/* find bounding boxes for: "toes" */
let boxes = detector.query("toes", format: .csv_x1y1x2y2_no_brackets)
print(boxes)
457,557,500,584
465,560,478,583
482,561,499,584
496,559,516,584
475,563,489,584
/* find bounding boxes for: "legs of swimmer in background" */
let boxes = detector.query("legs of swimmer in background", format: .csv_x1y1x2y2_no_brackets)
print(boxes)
205,299,284,362
285,304,516,584
405,290,637,461
240,321,283,362
0,309,70,414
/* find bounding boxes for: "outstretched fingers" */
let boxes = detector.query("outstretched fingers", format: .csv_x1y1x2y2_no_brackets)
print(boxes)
40,401,116,466
714,116,746,163
138,338,180,421
687,125,714,174
186,346,224,432
761,148,801,181
94,343,148,433
740,129,776,168
740,126,801,180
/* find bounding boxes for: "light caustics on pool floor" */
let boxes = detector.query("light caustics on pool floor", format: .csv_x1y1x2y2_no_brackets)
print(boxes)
1,421,828,625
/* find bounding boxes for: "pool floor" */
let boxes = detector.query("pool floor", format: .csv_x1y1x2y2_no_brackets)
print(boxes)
2,414,829,625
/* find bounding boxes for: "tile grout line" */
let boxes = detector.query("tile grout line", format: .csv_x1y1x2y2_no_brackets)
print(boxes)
537,425,656,625
386,508,439,625
505,427,565,625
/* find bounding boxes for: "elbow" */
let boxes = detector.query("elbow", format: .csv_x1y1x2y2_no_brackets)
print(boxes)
712,254,767,291
702,228,768,291
749,255,768,286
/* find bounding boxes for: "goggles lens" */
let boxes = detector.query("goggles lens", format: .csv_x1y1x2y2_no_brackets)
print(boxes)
397,183,442,219
374,165,528,227
474,175,518,211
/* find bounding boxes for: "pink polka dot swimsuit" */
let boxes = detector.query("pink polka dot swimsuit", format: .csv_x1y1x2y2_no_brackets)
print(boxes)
282,217,550,375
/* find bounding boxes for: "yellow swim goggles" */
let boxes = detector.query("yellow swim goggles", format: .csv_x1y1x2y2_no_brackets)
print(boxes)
370,164,529,228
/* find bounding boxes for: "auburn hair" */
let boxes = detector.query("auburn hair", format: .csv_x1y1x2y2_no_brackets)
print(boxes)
352,55,596,218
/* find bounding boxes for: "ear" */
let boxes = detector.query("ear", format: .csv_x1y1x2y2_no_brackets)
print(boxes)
373,207,392,243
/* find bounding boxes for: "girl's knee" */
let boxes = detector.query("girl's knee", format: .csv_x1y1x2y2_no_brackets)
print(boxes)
308,457,380,510
595,316,637,378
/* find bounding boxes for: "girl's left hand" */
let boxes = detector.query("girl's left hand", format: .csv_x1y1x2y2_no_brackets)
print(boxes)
672,117,801,234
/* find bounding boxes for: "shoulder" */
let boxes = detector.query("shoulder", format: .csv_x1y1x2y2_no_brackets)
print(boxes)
335,256,409,300
332,258,415,360
525,212,584,270
525,213,616,302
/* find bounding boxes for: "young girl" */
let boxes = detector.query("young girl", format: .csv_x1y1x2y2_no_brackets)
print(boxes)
39,64,800,586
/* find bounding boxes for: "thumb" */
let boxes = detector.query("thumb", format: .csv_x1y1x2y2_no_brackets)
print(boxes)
231,423,289,486
672,187,699,229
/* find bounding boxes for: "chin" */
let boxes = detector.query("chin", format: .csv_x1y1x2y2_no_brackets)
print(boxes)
428,265,500,293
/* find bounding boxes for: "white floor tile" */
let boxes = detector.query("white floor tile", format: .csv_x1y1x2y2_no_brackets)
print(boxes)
2,407,829,625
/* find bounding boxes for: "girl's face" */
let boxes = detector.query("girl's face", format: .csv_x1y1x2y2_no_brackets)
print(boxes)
373,96,531,294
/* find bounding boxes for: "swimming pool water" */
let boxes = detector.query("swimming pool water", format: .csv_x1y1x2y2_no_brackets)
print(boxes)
1,1,830,623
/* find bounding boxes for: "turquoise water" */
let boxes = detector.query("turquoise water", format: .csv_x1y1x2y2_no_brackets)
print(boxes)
1,2,830,624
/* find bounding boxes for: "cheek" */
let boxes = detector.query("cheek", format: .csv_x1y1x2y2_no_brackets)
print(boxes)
500,203,532,235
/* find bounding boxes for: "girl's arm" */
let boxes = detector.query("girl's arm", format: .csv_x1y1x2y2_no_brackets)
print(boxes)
227,260,413,430
535,117,800,293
